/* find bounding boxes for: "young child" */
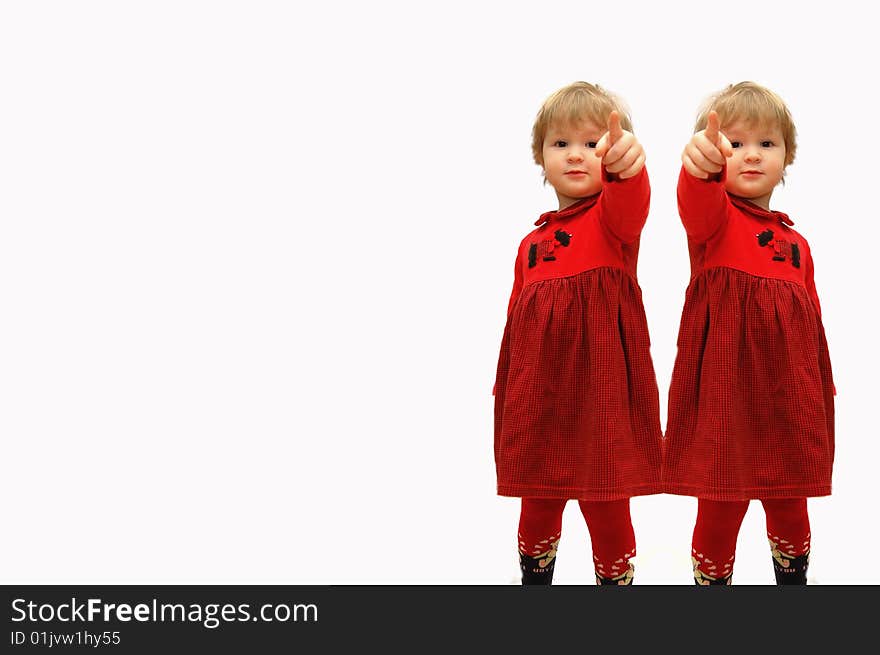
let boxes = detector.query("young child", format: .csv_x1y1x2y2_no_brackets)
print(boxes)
493,82,663,585
664,82,835,584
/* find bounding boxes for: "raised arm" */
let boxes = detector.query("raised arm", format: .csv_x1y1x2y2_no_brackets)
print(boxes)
678,111,732,242
596,111,650,243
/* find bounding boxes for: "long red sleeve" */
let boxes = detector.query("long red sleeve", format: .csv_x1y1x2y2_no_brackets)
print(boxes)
506,249,524,318
494,252,524,396
677,166,728,243
803,243,822,319
599,167,650,243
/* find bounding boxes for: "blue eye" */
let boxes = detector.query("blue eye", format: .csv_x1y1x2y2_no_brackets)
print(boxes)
730,141,742,148
587,142,597,148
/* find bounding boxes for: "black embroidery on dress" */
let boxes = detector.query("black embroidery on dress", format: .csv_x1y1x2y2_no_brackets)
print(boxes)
527,231,572,268
756,229,800,269
554,229,572,247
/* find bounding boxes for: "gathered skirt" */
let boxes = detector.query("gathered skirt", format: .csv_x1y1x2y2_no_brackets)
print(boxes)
664,267,835,500
494,267,663,500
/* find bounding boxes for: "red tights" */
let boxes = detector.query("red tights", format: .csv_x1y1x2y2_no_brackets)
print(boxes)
519,498,636,584
692,498,810,584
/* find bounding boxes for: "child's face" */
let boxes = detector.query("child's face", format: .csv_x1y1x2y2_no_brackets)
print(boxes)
722,120,786,210
542,120,605,209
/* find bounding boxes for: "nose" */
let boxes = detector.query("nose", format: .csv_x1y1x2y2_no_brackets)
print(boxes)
566,146,585,163
743,146,762,163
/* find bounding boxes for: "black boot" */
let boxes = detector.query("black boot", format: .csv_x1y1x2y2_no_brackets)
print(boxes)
772,552,808,585
519,552,556,585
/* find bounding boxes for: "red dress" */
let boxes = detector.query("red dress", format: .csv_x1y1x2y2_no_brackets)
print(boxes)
664,167,835,501
494,169,663,500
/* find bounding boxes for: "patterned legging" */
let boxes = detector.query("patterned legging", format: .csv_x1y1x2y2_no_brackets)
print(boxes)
519,497,636,584
692,498,810,584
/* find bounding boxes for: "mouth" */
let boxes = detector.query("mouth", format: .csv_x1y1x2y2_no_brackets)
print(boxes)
741,170,764,176
564,171,588,176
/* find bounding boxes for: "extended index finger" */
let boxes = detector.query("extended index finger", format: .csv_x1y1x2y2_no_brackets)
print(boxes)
607,110,624,144
704,110,720,145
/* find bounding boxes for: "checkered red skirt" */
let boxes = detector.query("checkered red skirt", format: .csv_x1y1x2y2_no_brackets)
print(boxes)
664,267,835,500
494,267,663,500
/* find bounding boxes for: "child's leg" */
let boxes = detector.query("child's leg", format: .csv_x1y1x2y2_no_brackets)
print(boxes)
761,497,810,585
577,499,636,585
692,499,750,585
518,498,567,585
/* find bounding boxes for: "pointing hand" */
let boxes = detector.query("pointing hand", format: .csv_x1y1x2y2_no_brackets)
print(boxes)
682,110,733,179
595,110,645,179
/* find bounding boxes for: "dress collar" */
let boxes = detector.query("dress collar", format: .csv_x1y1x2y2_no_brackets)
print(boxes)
729,194,794,226
534,193,600,226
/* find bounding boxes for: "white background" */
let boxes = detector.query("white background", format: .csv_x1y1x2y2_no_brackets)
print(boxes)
1,1,877,584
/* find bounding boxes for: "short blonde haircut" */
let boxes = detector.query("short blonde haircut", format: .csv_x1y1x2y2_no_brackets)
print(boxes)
531,81,633,168
695,81,797,169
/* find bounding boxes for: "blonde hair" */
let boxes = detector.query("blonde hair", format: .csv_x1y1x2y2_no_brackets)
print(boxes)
531,81,633,168
695,81,797,169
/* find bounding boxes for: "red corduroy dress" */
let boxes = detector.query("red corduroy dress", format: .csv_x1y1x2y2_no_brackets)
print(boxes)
664,167,835,501
494,169,663,500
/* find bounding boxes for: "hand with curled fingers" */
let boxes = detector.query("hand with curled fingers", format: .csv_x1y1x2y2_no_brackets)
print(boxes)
595,110,645,179
681,110,733,179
